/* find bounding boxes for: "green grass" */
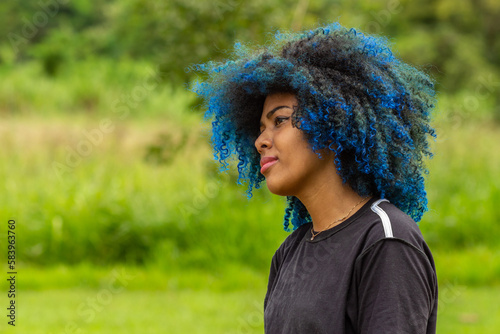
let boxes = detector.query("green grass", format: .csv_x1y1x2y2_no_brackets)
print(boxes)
423,117,500,250
0,59,200,121
1,278,499,333
2,288,265,334
433,248,500,286
436,286,500,333
1,113,500,285
1,262,499,333
2,47,500,334
3,245,498,294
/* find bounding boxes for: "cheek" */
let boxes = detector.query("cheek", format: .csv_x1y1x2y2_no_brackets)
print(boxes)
279,127,310,150
277,132,313,169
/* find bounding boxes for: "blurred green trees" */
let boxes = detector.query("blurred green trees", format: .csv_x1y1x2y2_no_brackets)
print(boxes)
1,0,499,102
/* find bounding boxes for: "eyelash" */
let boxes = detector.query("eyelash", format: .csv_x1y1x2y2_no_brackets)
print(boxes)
275,116,289,126
259,116,290,136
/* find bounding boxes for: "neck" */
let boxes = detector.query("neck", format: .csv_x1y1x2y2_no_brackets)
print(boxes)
296,169,367,232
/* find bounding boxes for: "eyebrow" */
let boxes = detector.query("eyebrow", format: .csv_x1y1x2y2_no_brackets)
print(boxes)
260,105,293,127
266,105,292,119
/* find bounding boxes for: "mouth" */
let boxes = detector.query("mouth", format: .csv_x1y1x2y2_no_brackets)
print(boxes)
260,156,278,174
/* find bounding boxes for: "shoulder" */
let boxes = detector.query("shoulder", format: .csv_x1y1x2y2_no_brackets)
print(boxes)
350,199,437,278
352,199,437,284
354,199,431,255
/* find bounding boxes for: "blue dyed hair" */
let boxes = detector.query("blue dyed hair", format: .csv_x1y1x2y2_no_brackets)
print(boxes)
192,22,436,231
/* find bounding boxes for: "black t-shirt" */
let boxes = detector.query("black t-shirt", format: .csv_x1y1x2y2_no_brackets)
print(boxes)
264,198,438,334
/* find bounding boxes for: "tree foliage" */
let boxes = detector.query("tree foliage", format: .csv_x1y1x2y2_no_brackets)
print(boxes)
0,0,499,98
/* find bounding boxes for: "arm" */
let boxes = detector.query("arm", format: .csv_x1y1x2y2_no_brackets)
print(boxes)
348,239,438,334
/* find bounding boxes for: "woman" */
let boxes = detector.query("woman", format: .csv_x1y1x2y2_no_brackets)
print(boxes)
194,22,438,333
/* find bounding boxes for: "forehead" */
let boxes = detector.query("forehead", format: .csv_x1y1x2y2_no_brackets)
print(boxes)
261,93,298,119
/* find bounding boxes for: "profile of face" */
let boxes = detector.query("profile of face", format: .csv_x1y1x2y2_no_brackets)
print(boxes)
254,93,336,197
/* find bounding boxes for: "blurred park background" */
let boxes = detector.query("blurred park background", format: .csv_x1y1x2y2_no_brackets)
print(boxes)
0,0,499,332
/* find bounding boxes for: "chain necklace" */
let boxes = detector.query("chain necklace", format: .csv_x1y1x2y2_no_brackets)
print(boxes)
310,197,369,241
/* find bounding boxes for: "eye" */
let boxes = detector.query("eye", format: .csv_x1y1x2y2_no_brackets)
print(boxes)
274,116,289,126
257,116,290,136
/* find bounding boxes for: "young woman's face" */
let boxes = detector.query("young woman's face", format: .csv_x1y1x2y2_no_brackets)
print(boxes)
254,93,335,197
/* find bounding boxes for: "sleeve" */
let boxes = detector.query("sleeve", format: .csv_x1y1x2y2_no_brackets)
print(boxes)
264,247,281,311
347,238,438,334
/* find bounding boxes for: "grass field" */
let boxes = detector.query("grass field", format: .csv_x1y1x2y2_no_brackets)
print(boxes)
1,60,500,333
4,288,499,333
1,113,499,276
1,267,499,334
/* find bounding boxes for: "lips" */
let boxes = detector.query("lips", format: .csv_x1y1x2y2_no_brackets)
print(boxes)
260,156,278,174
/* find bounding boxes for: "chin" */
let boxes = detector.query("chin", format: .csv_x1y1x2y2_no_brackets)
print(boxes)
265,180,295,197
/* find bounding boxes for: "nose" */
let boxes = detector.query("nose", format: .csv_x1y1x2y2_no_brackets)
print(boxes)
254,130,272,154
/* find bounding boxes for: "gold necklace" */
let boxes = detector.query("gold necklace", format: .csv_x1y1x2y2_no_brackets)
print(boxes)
310,197,369,241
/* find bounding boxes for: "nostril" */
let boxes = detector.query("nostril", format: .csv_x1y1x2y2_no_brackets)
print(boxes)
255,131,271,153
255,134,265,148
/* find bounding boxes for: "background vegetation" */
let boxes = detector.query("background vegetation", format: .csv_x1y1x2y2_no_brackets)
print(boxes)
0,0,499,332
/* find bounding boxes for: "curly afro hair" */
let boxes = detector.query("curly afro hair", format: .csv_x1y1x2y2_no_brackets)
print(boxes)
192,22,436,232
